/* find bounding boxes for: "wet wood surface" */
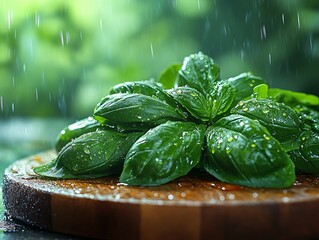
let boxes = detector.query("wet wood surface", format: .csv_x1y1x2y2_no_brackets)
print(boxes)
3,150,319,239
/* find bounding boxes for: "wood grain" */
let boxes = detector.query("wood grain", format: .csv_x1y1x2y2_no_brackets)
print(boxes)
3,151,319,239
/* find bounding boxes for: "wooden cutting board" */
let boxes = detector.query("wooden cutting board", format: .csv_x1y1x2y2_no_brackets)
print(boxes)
3,151,319,240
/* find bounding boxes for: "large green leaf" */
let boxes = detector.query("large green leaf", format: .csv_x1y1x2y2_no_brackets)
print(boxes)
231,98,303,151
177,52,220,94
119,121,206,186
205,114,295,188
93,93,187,130
34,130,143,179
109,80,184,116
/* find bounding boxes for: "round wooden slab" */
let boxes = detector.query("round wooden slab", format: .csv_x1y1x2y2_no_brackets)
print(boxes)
3,151,319,240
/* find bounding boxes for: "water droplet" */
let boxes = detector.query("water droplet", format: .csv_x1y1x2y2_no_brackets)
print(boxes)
83,145,91,154
262,109,269,114
226,147,232,154
251,143,256,148
263,134,270,141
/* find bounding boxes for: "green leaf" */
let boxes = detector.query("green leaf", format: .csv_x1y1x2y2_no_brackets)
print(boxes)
252,84,268,99
289,130,319,173
177,52,220,94
167,87,211,122
205,115,295,188
55,117,111,152
109,80,184,116
119,121,206,186
226,72,265,106
158,63,181,89
93,93,187,130
34,130,143,179
268,88,319,108
231,98,303,151
292,105,319,133
208,81,235,121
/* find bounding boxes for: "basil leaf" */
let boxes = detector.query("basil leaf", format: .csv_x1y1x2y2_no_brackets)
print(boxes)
205,115,295,188
289,130,319,173
292,105,319,133
158,63,181,89
268,88,319,109
226,72,265,106
167,87,211,122
34,130,143,179
93,93,187,130
231,98,303,151
177,52,220,94
252,84,269,99
55,117,112,152
208,81,235,121
119,121,206,186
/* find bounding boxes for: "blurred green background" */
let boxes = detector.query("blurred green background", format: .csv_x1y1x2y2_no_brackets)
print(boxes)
1,0,319,190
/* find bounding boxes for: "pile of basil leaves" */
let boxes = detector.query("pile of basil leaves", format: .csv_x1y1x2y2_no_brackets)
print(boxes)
34,52,319,188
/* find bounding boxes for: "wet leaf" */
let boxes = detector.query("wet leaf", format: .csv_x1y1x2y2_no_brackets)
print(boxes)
55,117,112,152
177,52,220,94
120,121,206,186
34,130,143,178
93,93,187,131
205,115,295,188
289,130,319,173
208,81,235,121
167,87,211,122
231,98,303,151
226,72,265,106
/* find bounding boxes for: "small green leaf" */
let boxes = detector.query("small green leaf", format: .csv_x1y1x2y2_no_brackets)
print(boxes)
252,84,269,99
167,87,211,122
177,52,220,94
208,81,235,121
93,93,187,130
34,130,143,179
289,130,319,173
158,63,181,89
120,121,206,186
55,117,111,152
226,72,265,106
231,98,303,151
292,105,319,133
205,115,295,188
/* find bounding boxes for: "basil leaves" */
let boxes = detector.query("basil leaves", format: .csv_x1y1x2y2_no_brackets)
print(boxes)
34,52,319,189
